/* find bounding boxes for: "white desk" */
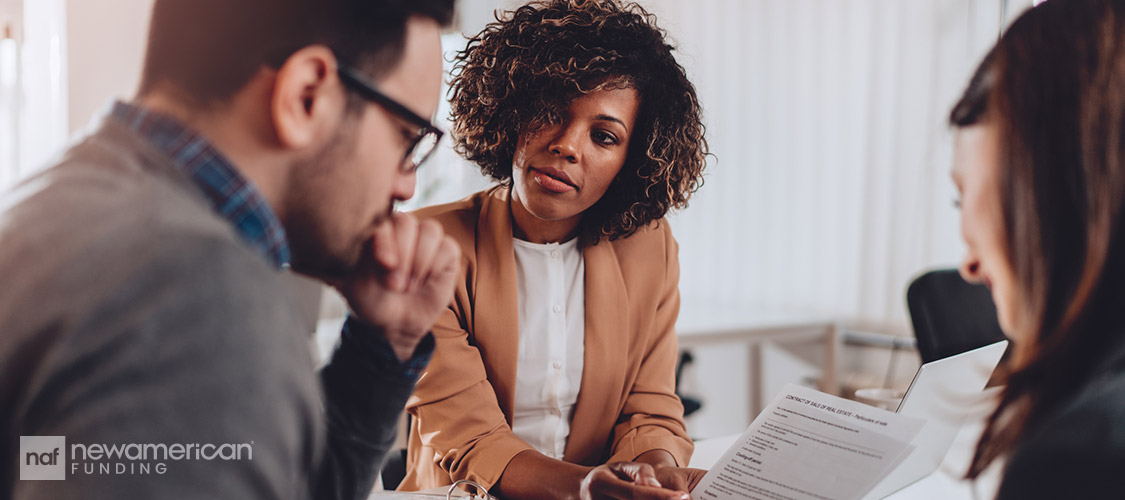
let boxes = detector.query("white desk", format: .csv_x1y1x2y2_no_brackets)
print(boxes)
374,486,488,500
376,419,1000,500
676,300,840,417
688,418,1002,500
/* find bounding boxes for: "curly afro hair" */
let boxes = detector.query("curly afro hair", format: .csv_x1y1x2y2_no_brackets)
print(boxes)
448,0,708,243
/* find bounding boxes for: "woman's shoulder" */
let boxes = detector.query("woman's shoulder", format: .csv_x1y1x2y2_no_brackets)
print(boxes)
998,372,1125,498
413,189,486,220
605,218,677,255
600,219,679,292
412,187,506,243
1025,368,1125,452
1046,346,1125,434
1052,371,1125,435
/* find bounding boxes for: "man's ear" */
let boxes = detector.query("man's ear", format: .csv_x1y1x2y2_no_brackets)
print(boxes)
271,45,348,150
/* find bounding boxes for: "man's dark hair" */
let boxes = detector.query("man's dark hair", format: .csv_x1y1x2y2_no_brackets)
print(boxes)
139,0,454,107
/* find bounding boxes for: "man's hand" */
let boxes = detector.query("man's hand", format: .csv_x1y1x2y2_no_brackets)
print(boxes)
334,213,460,360
580,462,693,500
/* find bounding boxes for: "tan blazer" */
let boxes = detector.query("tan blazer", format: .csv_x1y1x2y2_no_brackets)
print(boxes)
398,186,693,492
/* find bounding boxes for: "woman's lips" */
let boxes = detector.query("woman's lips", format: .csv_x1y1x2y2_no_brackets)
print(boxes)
531,167,576,193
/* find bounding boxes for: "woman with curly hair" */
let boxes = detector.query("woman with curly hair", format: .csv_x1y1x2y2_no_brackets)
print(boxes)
398,1,708,499
951,0,1125,497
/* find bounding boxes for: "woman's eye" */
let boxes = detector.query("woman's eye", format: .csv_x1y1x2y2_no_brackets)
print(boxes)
592,130,619,146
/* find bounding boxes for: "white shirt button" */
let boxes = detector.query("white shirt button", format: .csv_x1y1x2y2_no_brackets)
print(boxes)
510,236,584,458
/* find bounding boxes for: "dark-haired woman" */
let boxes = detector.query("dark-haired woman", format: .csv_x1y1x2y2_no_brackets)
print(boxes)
950,0,1125,498
398,1,708,499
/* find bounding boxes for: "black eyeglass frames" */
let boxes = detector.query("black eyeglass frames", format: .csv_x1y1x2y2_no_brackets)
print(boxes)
337,65,444,173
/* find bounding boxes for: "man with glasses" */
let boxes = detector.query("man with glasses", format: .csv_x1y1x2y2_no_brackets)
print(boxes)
0,0,458,499
337,66,444,171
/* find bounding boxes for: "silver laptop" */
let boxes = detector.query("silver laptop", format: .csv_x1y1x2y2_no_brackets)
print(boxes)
862,340,1008,500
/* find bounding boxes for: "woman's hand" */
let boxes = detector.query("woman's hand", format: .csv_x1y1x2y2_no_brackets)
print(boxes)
580,462,693,500
632,449,707,494
651,464,707,493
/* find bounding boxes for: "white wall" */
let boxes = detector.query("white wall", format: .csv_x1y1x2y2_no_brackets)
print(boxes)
50,0,1034,437
642,0,1018,333
434,0,1033,334
627,0,1033,435
65,0,152,133
58,0,521,134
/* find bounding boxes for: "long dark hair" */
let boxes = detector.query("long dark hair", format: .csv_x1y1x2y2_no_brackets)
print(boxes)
950,0,1125,479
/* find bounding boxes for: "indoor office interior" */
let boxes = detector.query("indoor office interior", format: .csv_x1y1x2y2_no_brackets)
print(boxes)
0,0,1036,497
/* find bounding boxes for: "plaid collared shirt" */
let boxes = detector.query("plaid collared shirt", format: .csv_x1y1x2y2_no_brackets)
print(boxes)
112,101,291,268
111,101,432,379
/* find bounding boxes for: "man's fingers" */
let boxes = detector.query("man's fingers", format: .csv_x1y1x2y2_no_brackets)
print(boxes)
416,236,460,310
436,236,461,274
371,218,398,271
427,236,461,291
389,214,419,291
407,219,444,291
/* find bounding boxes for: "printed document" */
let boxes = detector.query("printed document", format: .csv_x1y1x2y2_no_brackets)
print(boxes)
691,384,925,500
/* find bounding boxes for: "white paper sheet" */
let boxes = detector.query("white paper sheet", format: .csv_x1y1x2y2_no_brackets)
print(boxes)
691,384,925,500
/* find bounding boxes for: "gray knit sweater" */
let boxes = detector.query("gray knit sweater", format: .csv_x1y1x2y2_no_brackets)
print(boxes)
0,117,416,500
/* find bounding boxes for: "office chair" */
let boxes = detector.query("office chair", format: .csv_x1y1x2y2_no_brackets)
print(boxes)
676,351,703,417
378,409,416,491
906,269,1009,364
381,447,409,491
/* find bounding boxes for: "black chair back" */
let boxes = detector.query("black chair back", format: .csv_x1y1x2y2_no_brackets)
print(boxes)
906,269,1008,363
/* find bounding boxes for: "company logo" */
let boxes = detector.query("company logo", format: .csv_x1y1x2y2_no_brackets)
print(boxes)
20,436,65,480
18,436,254,480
